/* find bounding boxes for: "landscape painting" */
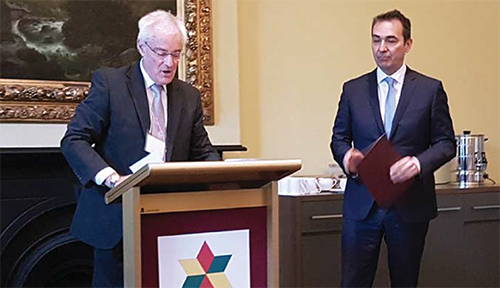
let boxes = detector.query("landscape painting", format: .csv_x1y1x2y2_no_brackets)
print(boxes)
0,0,176,81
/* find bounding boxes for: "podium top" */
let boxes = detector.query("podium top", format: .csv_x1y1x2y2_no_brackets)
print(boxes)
105,159,301,204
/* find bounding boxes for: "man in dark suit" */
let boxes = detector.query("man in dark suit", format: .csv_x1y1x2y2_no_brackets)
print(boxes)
60,10,220,287
331,9,456,287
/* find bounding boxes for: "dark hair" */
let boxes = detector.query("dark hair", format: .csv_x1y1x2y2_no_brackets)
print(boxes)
372,9,411,42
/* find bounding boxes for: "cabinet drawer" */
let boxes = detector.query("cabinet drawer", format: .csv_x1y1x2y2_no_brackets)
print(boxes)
436,194,463,214
464,192,500,222
301,200,343,233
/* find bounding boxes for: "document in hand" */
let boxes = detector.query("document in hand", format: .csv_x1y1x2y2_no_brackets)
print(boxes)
357,135,413,208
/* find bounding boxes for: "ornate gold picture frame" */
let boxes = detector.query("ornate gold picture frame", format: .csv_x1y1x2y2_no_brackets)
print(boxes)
0,0,214,125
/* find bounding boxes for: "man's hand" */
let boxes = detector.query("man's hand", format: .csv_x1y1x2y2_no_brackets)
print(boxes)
104,173,130,189
343,148,365,174
390,156,420,184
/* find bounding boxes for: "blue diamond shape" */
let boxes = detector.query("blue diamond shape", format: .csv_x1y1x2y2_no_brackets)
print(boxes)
208,255,232,273
182,275,205,288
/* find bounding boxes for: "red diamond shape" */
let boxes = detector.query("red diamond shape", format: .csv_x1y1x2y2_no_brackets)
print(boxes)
200,275,214,288
197,242,214,272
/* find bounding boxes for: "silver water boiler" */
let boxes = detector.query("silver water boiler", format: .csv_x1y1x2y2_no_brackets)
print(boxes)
455,130,488,186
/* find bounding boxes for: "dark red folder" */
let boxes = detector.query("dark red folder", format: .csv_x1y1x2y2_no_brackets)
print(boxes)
357,135,413,208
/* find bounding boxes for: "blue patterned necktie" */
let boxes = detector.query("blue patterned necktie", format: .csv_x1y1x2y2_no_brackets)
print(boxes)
383,77,396,137
150,84,166,142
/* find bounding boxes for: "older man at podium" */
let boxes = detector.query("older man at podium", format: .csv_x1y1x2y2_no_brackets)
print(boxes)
60,10,220,287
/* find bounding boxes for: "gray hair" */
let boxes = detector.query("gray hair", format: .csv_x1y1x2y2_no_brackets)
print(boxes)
137,10,187,47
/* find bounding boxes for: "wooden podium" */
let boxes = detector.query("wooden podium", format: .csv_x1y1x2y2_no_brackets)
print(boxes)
105,159,301,287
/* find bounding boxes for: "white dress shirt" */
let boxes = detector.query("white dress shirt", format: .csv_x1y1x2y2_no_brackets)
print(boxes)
377,64,406,125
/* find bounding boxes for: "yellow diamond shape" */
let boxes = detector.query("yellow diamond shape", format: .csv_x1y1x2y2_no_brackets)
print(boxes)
179,259,205,276
207,272,232,288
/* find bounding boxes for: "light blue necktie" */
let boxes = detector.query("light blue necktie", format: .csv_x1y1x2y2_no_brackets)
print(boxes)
383,77,396,137
150,84,166,142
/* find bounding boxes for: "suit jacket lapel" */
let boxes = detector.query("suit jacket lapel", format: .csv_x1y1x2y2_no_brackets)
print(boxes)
166,79,184,161
126,62,150,138
390,68,416,138
367,70,385,135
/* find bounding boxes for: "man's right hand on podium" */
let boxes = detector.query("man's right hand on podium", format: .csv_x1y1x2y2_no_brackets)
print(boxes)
105,173,129,189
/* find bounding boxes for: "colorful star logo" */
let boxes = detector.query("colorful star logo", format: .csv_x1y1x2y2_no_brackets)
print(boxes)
179,241,233,288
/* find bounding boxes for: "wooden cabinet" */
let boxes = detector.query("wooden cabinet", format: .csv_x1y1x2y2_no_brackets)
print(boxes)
462,192,500,287
280,194,343,288
279,186,500,288
419,193,465,287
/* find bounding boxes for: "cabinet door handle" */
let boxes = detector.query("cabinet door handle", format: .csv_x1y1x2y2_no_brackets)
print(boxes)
472,205,500,210
437,207,462,212
311,214,343,220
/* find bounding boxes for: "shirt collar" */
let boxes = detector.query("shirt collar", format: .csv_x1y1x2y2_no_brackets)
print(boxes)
377,64,407,85
139,59,165,90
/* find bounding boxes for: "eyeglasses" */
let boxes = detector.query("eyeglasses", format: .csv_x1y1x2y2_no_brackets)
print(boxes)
144,41,182,60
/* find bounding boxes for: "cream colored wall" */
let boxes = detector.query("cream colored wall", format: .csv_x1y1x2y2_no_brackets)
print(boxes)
206,0,241,144
237,0,500,181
